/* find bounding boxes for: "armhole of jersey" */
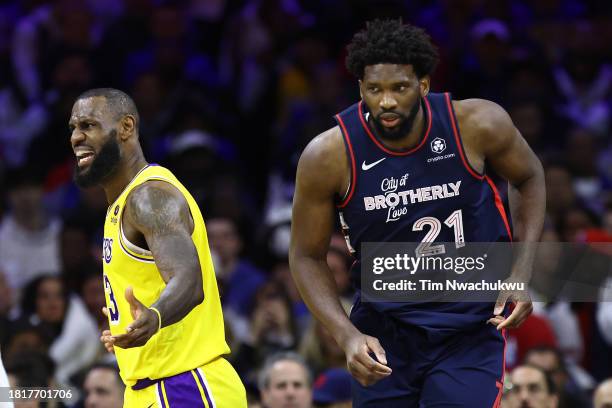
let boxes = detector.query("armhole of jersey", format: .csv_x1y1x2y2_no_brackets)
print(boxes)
118,203,155,263
444,93,485,180
335,116,356,208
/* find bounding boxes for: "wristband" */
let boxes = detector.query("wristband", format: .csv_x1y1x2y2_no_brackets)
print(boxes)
149,307,162,332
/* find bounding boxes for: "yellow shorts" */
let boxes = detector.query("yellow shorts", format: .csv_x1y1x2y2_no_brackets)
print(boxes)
123,357,246,407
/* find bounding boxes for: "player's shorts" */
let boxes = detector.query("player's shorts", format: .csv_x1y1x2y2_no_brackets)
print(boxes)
350,299,506,408
123,357,247,408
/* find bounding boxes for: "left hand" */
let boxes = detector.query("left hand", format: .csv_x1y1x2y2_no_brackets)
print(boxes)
487,279,533,331
112,286,160,348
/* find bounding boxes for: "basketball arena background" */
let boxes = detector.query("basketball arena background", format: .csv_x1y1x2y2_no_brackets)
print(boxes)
1,0,612,407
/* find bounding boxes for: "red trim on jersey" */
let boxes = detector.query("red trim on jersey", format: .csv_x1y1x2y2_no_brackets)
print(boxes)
485,176,513,240
336,114,357,208
492,328,508,408
357,98,432,156
445,93,513,240
444,93,485,180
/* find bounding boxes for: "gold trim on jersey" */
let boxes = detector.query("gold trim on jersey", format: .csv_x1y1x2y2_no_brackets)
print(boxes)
115,174,183,264
106,164,151,216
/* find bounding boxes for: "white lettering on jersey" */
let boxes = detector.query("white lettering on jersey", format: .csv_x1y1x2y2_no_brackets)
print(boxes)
363,180,462,223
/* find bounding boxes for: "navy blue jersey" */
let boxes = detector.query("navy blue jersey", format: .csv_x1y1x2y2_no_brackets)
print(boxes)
335,92,511,333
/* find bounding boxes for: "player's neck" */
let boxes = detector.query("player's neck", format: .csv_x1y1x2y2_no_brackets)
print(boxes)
373,106,425,151
102,154,149,204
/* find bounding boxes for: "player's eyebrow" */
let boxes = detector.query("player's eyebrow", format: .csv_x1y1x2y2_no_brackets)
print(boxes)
69,117,101,131
365,79,412,86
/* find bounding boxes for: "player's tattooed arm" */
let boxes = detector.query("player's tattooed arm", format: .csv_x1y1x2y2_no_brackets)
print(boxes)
290,127,392,386
111,180,203,348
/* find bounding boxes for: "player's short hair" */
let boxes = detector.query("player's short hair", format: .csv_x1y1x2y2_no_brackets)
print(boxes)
346,19,439,79
514,364,557,395
524,345,568,374
86,362,124,389
5,351,55,387
258,351,312,391
77,88,140,127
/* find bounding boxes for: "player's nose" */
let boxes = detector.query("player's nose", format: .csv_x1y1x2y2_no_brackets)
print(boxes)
380,92,397,110
71,128,85,148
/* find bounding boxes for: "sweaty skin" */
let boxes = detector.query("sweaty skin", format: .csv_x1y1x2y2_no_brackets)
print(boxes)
289,64,545,387
70,95,205,350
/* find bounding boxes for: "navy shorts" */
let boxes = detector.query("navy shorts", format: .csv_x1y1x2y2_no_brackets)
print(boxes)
349,300,506,408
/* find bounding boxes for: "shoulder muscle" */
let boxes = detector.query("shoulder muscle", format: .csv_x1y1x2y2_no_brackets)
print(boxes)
453,98,516,157
125,180,191,235
296,126,347,199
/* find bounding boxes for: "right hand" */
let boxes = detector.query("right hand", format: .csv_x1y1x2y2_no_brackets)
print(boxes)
342,333,392,386
101,307,115,354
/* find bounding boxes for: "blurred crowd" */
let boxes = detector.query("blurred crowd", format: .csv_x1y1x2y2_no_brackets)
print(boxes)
1,0,612,407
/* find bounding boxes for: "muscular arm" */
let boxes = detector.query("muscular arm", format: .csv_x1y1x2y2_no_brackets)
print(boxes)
125,180,203,327
457,100,545,327
457,99,545,277
289,127,358,345
290,127,391,385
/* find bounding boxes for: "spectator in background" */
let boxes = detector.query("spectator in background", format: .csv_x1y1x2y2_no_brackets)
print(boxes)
530,225,585,365
19,275,98,388
259,352,313,408
3,322,48,361
594,379,612,408
0,271,12,347
271,259,310,335
564,128,606,212
207,217,266,329
64,186,107,248
0,80,48,168
5,351,57,404
505,311,558,370
165,130,222,209
79,270,106,331
524,346,591,408
506,365,558,408
553,40,612,136
455,19,513,104
326,246,353,303
312,368,351,408
595,274,612,381
59,217,99,293
545,162,578,223
11,0,95,102
508,96,560,154
299,300,349,376
556,205,599,242
0,351,11,408
0,167,61,292
26,51,94,176
232,281,297,381
82,363,124,408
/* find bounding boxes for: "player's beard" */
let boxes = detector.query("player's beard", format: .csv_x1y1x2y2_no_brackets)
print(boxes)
74,129,121,188
371,95,422,141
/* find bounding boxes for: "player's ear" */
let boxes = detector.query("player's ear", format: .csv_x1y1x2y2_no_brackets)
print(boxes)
419,76,430,97
119,115,136,141
358,79,364,99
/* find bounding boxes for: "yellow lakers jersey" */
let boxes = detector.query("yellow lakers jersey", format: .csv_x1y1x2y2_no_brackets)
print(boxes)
102,164,229,385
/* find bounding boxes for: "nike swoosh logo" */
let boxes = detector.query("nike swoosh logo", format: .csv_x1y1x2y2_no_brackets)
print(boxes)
362,158,386,170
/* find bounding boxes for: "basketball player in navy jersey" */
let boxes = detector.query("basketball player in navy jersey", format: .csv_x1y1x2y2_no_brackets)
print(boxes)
289,20,545,407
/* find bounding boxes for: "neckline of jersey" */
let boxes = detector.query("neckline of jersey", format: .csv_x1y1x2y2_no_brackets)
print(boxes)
357,96,433,156
105,163,153,216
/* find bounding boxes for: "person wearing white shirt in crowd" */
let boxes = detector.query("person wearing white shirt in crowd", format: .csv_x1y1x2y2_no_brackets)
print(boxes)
0,352,13,408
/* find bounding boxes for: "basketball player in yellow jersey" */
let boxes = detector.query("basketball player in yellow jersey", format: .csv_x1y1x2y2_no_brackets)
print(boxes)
69,88,246,408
